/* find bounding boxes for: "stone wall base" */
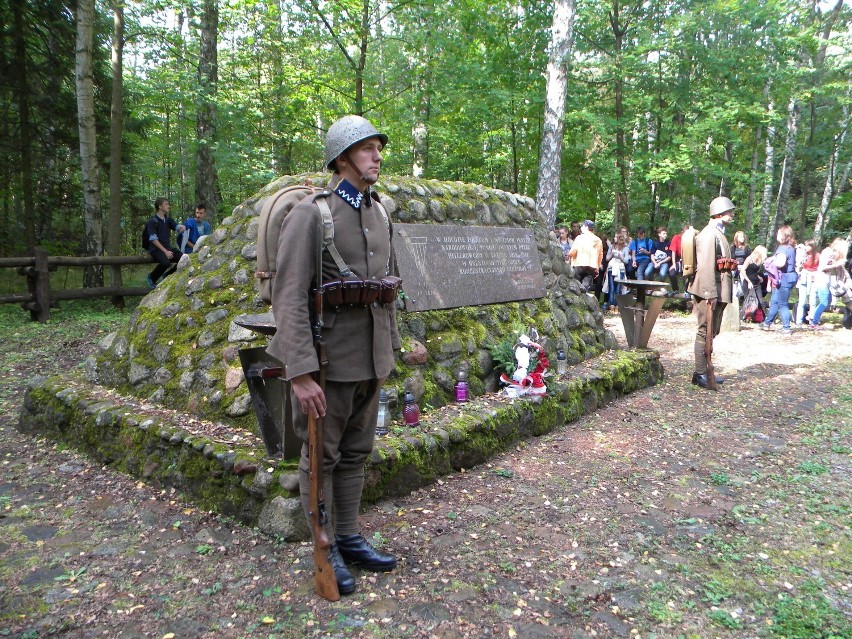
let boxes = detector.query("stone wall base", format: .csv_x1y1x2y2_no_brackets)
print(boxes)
18,349,662,541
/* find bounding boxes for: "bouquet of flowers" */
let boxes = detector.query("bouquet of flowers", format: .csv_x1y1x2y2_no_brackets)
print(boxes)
496,329,549,397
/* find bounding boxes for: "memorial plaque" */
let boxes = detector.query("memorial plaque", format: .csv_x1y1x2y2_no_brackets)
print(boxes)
393,223,546,311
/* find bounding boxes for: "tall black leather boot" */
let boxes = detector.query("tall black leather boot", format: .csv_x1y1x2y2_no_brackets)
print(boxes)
335,533,397,572
328,544,356,595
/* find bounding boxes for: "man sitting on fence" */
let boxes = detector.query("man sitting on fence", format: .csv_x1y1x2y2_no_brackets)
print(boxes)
145,197,185,289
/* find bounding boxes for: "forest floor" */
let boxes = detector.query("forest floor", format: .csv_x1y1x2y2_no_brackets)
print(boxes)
0,301,850,639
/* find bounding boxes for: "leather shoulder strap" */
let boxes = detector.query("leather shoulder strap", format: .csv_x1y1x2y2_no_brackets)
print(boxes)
315,197,352,277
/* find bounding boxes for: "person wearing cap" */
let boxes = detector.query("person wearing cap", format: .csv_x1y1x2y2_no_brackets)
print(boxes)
687,196,735,389
567,220,603,292
267,115,400,595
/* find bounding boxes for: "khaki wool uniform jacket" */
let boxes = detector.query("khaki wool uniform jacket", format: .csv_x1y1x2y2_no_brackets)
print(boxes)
686,221,733,303
266,176,400,382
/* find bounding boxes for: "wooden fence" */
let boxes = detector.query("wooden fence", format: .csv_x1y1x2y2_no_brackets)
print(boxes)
0,247,155,322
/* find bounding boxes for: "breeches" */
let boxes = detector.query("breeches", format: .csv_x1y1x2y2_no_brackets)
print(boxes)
692,297,726,374
292,378,383,536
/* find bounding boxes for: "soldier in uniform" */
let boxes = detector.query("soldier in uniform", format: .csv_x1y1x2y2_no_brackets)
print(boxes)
267,115,399,594
687,196,735,389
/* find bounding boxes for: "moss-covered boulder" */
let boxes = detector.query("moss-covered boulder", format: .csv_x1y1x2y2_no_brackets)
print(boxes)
86,174,617,427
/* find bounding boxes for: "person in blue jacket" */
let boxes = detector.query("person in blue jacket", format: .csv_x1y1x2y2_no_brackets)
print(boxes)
180,203,212,253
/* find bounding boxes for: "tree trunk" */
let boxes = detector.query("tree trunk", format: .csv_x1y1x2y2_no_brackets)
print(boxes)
412,67,431,178
195,0,222,217
108,1,124,303
759,100,776,246
355,0,369,114
535,0,577,231
813,91,850,245
719,142,733,197
771,97,800,240
797,99,815,238
75,0,103,286
647,113,660,225
801,0,844,241
745,123,762,232
12,0,36,251
610,0,630,233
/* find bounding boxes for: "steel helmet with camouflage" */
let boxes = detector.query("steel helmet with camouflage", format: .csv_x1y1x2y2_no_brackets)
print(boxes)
709,196,735,217
324,115,388,171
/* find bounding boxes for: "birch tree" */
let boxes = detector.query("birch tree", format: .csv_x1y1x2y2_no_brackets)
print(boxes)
771,97,800,238
108,0,124,299
74,0,103,285
536,0,576,231
759,109,777,246
813,88,850,245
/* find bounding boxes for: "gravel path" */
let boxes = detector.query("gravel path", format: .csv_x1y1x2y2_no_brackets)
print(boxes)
1,311,850,638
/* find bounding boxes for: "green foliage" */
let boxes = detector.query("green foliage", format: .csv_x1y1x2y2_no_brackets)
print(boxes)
487,322,542,376
2,0,851,252
770,585,850,638
796,461,828,476
701,579,734,605
708,608,742,630
710,472,730,486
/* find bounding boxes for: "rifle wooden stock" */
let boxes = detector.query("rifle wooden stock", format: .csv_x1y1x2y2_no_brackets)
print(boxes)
704,299,718,391
308,411,339,601
308,220,338,600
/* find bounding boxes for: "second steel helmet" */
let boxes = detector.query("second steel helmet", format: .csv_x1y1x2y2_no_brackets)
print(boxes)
709,196,735,217
324,115,388,170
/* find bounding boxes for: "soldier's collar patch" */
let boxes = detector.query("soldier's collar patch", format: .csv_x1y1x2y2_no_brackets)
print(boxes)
334,179,366,210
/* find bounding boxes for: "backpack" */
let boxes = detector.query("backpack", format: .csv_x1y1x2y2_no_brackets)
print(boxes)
681,227,698,278
254,182,391,304
256,184,323,303
742,286,760,321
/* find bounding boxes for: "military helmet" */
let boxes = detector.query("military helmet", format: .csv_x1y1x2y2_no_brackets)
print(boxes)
709,196,735,217
324,115,388,170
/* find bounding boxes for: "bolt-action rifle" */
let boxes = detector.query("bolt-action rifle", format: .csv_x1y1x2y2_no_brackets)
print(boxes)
308,224,339,601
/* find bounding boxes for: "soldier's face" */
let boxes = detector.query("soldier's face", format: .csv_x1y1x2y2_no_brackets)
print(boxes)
339,138,383,186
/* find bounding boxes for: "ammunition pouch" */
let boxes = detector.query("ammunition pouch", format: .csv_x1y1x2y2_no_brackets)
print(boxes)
379,275,402,304
317,275,401,309
716,257,738,273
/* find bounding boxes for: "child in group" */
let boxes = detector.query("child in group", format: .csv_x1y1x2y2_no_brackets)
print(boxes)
795,240,819,326
741,245,768,322
605,234,629,310
630,227,655,280
651,227,672,283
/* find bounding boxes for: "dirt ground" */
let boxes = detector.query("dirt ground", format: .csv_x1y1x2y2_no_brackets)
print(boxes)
1,309,850,639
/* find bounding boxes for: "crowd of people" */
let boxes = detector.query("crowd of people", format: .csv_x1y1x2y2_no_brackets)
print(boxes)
555,218,852,331
556,219,696,309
